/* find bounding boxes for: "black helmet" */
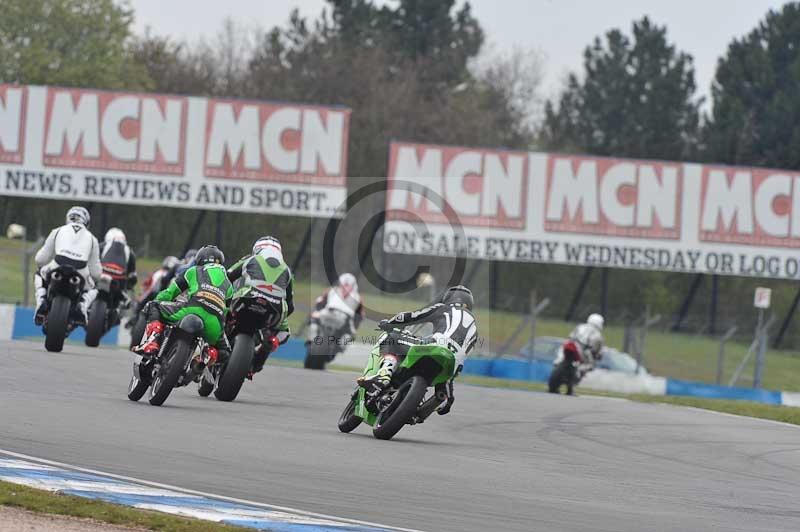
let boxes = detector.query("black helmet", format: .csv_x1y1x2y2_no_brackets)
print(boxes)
195,245,225,266
442,285,473,310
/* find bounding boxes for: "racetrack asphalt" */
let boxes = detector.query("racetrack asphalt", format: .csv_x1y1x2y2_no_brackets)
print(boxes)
1,339,799,532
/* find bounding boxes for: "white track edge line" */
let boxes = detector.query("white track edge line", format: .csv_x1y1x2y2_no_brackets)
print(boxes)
0,449,425,532
678,405,800,430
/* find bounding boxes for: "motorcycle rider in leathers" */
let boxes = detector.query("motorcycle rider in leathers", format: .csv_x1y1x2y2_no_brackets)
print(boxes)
133,245,233,361
359,285,478,416
306,272,364,348
556,313,605,394
227,236,294,377
34,206,106,326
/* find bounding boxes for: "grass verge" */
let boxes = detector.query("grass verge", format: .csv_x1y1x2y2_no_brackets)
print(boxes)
0,480,248,531
460,374,800,426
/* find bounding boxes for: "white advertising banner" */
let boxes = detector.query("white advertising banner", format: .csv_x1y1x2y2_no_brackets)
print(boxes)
0,84,350,218
385,141,800,279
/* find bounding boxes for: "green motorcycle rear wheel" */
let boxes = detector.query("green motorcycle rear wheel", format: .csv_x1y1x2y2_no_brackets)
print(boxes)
373,376,428,440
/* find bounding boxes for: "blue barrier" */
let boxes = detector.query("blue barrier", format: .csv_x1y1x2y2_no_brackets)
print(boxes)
271,338,306,361
11,306,119,345
462,357,552,382
665,378,783,405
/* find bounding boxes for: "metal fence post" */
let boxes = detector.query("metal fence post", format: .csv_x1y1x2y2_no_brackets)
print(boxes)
635,306,661,374
21,228,29,307
716,326,738,385
753,314,775,389
752,309,764,388
525,292,550,363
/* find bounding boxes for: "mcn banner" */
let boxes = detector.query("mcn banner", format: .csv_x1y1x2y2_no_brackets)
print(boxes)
0,84,350,218
385,141,800,280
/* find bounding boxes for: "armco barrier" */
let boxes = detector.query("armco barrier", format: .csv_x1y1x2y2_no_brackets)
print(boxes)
666,378,783,405
2,305,798,408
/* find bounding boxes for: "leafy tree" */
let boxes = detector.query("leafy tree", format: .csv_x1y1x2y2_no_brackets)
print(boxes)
704,3,800,168
0,0,149,89
540,17,700,160
326,0,483,85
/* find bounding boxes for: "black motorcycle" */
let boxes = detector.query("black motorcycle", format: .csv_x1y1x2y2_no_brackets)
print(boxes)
85,262,130,347
548,340,589,395
199,285,282,402
42,264,86,352
127,314,212,406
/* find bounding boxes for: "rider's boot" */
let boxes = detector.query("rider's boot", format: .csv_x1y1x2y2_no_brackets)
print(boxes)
249,335,279,379
358,354,398,394
133,320,164,355
82,288,97,315
34,274,47,326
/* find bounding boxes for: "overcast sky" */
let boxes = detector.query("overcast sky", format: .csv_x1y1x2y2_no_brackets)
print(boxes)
131,0,789,104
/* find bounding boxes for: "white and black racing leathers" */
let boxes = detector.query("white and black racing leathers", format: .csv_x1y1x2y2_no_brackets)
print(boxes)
380,302,478,373
34,222,102,318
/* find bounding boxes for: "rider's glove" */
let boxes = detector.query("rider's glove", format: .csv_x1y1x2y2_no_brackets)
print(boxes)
378,319,391,330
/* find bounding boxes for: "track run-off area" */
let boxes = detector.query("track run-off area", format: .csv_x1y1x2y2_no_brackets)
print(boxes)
1,339,799,532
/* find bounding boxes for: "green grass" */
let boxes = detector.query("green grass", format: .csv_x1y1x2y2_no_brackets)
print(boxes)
0,238,33,304
0,480,249,531
459,374,800,426
3,236,800,392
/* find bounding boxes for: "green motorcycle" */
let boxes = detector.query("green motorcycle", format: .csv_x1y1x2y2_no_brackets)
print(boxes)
338,330,455,440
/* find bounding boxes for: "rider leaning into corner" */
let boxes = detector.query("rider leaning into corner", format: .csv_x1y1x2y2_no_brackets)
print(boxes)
559,313,605,393
227,236,295,377
133,245,233,360
33,206,106,326
307,273,365,345
359,285,478,416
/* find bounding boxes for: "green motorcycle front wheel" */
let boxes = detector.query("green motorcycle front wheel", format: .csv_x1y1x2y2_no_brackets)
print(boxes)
373,375,428,440
338,398,362,433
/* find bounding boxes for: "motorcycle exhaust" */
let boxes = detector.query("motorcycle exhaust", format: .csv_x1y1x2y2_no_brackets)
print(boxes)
416,393,446,422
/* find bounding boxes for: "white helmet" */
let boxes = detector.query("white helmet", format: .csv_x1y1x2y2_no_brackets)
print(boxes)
338,273,358,293
253,236,282,255
161,255,180,270
587,313,604,331
66,206,90,227
104,227,126,244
